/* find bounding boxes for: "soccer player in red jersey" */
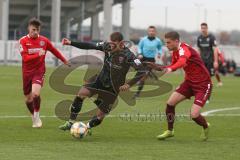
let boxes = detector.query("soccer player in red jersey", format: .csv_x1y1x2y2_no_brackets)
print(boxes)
19,18,69,128
148,31,212,141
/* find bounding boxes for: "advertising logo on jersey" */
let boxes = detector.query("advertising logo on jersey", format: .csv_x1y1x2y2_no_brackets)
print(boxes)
39,40,45,47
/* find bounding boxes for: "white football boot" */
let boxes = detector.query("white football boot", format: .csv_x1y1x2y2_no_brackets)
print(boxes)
32,112,42,128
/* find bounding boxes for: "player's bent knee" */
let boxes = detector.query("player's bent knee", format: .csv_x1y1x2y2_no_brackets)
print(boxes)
191,112,200,118
191,104,202,118
166,99,177,106
32,93,40,99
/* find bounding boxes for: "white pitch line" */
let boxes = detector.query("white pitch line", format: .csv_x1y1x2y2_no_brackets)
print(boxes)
0,115,56,119
1,112,240,119
202,107,240,116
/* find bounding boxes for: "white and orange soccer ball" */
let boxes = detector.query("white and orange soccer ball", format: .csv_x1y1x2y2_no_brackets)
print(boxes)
70,122,88,139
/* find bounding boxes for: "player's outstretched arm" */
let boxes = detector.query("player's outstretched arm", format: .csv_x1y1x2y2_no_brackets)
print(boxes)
146,62,165,71
62,38,105,51
119,83,130,92
46,39,68,65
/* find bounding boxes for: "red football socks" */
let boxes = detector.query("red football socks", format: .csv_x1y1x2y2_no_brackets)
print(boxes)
25,101,34,115
33,96,41,112
192,115,208,129
166,104,175,131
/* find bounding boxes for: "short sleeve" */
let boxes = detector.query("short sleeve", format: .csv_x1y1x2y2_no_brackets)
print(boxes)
178,45,191,59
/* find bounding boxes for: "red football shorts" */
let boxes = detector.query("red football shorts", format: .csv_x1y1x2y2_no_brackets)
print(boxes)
175,80,212,107
22,71,45,95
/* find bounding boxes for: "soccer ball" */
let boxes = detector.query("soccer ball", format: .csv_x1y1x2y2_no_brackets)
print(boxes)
70,122,88,139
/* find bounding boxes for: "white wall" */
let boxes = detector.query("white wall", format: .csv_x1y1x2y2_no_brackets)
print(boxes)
0,40,240,66
0,40,105,66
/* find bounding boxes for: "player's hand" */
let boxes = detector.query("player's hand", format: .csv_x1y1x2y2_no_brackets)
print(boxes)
165,68,172,74
64,61,71,67
119,84,130,92
137,54,143,59
62,38,71,45
39,49,46,56
214,61,219,70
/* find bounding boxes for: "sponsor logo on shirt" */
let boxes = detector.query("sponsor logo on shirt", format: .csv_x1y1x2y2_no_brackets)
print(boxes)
39,49,46,56
200,44,210,47
28,48,42,54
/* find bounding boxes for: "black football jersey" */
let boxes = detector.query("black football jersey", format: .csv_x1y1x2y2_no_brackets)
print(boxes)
197,34,217,63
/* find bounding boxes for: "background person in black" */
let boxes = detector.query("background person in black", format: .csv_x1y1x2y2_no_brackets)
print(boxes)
197,23,223,87
59,32,146,133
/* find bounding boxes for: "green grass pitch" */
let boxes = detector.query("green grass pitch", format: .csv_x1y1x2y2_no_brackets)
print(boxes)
0,66,239,160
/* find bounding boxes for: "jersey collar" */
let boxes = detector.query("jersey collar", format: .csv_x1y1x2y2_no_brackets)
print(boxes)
27,34,40,39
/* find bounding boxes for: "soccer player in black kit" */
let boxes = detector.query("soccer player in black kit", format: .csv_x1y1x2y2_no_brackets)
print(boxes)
197,23,223,89
59,32,146,134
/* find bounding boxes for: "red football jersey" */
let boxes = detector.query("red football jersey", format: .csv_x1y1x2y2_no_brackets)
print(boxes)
19,34,67,73
168,43,211,83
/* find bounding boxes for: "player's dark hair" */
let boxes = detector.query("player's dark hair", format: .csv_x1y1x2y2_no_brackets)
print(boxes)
148,25,156,29
28,18,42,28
165,31,180,40
201,22,208,27
110,32,124,42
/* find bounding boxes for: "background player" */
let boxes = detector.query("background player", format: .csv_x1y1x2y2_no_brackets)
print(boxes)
19,18,69,128
133,26,163,99
148,31,212,141
197,23,223,87
59,32,146,133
